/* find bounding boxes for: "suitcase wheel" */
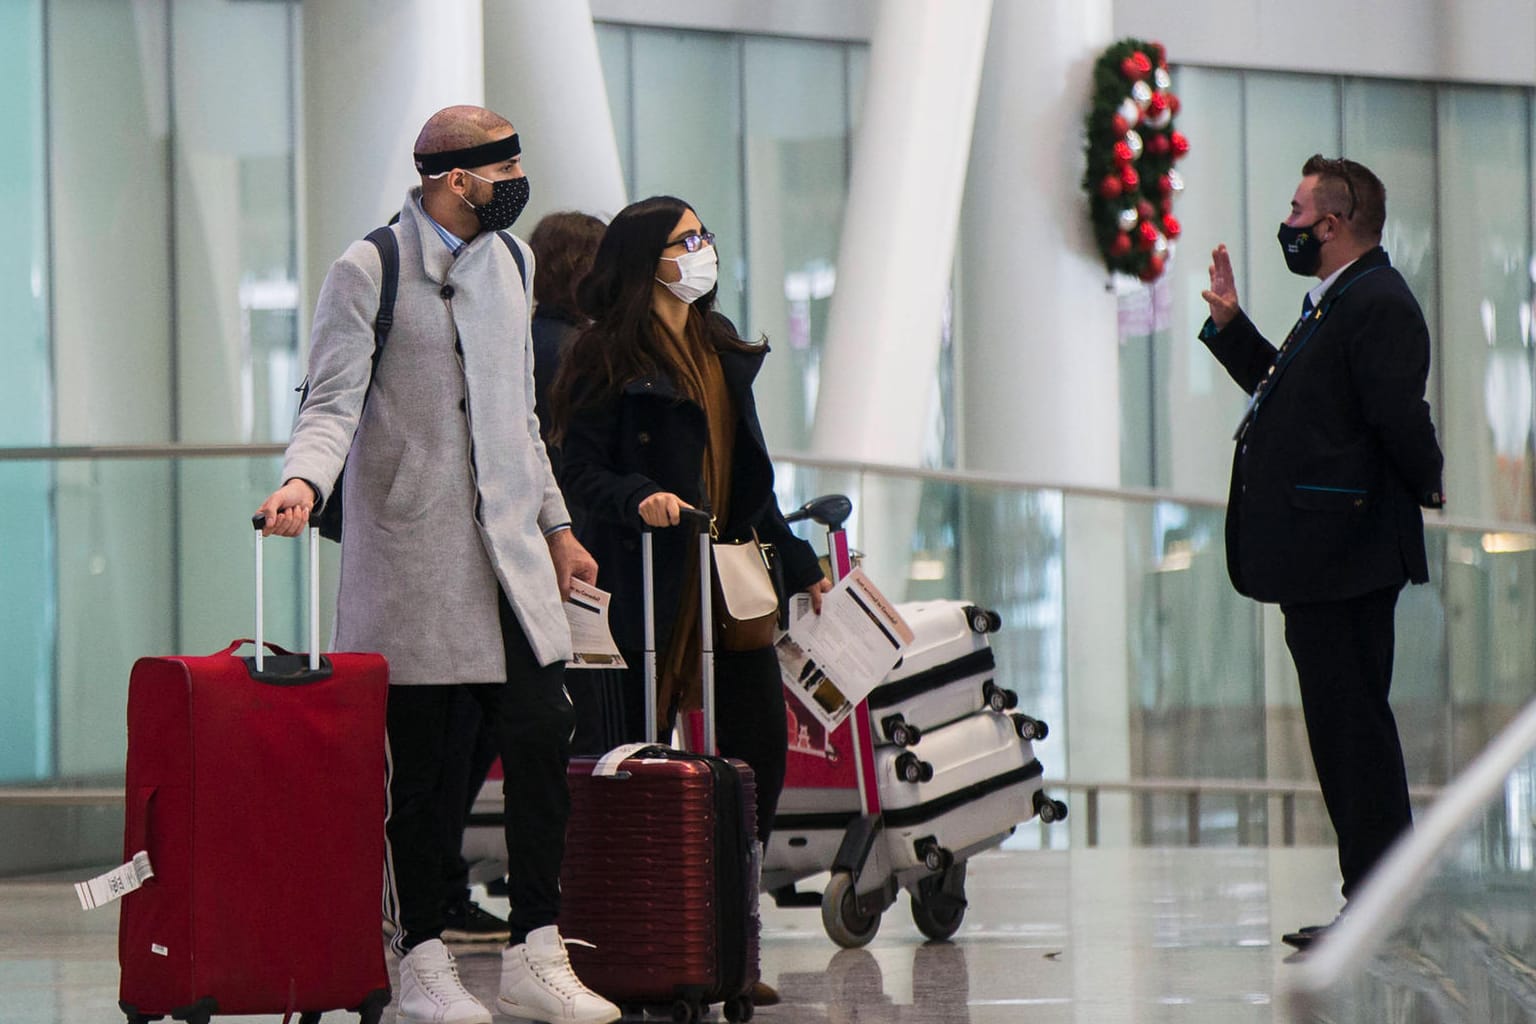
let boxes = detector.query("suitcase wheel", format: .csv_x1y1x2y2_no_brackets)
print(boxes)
910,863,968,942
895,751,934,784
982,680,1019,713
963,605,1002,633
915,837,954,873
725,995,755,1022
881,714,921,748
821,870,882,948
1034,790,1069,823
670,998,699,1023
1012,713,1048,741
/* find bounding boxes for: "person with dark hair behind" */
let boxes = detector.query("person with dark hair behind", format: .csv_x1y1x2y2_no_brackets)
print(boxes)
549,196,830,1006
529,211,607,464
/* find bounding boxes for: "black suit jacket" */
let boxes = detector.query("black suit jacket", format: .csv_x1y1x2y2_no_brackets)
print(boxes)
558,323,823,651
1200,247,1444,605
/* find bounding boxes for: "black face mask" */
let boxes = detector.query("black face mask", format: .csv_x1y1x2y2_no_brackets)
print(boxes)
464,174,530,232
1276,218,1327,276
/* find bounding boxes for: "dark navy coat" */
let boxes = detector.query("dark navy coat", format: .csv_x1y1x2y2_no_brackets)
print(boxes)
1200,247,1445,605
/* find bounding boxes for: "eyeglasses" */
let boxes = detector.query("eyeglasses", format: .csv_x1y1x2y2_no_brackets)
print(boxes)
666,230,715,253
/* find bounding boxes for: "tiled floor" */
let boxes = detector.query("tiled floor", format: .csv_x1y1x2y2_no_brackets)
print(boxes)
2,845,1346,1024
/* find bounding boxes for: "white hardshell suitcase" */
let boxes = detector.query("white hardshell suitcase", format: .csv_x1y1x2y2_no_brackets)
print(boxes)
866,600,1047,748
875,710,1062,873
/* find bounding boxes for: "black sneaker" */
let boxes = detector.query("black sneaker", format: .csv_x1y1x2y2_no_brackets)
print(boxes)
443,900,511,944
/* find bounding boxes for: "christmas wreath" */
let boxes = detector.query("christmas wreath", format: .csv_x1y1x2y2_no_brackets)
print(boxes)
1082,38,1189,282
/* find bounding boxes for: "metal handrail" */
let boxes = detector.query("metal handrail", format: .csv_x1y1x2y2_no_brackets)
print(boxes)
1044,777,1443,848
4,442,1530,537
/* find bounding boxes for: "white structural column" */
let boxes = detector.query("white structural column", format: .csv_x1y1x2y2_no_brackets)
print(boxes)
300,0,485,312
956,3,1134,862
483,0,627,224
808,0,992,464
958,1,1118,484
807,0,992,599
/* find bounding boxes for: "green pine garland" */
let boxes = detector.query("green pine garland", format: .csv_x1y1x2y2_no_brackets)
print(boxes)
1082,38,1189,282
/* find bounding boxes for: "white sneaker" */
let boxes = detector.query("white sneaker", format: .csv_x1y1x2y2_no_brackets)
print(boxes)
398,938,493,1024
498,926,621,1024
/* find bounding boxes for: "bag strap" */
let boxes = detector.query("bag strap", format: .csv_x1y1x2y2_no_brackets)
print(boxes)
364,225,400,362
497,230,528,289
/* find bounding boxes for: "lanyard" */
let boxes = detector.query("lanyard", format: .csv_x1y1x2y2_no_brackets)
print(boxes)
1234,265,1387,441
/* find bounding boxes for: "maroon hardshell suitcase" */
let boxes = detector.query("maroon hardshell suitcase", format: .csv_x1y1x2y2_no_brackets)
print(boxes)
559,515,761,1023
118,524,390,1024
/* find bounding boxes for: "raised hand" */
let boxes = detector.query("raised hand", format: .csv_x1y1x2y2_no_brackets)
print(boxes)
1201,244,1241,330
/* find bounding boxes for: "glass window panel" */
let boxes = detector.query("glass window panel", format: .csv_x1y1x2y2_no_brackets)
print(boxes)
742,36,848,452
0,1,52,783
629,29,744,328
173,0,299,443
1242,74,1341,343
593,23,633,198
1438,86,1534,524
1156,66,1249,500
49,0,173,444
1342,78,1440,415
0,0,48,448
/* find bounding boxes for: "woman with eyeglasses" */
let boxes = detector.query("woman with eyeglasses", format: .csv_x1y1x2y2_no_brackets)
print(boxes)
549,196,830,880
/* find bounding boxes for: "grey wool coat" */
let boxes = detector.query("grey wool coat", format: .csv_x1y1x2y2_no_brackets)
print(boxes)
282,189,574,683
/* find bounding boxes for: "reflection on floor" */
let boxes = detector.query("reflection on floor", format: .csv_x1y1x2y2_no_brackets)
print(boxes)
2,846,1347,1024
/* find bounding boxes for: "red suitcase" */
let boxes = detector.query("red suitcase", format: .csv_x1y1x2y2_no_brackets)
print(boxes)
559,514,761,1024
118,523,390,1024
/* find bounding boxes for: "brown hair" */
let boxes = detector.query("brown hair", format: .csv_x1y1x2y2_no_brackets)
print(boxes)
1302,154,1386,243
528,211,606,322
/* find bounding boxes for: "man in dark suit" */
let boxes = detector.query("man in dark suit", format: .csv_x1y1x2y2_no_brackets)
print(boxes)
1199,155,1445,951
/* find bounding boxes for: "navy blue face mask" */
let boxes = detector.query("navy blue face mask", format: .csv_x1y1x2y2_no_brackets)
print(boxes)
1276,218,1327,276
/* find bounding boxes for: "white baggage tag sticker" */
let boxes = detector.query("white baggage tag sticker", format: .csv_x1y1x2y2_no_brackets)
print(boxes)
594,743,657,777
76,851,154,910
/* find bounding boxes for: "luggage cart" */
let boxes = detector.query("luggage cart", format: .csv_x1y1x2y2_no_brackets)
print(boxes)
763,494,1067,947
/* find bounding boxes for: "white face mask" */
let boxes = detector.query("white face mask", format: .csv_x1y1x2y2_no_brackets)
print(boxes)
657,246,718,304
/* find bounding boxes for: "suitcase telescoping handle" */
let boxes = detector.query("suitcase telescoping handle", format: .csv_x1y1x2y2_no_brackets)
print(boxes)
249,515,321,674
642,508,717,753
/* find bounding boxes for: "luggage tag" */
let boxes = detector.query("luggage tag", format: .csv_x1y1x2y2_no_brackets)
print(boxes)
593,742,672,779
76,850,154,910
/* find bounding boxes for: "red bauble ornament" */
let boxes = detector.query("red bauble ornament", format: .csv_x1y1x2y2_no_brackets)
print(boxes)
1150,42,1167,67
1137,221,1159,249
1121,167,1140,190
1120,56,1141,80
1170,131,1190,157
1110,233,1133,258
1140,253,1166,281
1161,196,1175,216
1098,175,1124,199
1133,52,1152,75
1111,113,1129,136
1148,93,1169,115
1156,173,1173,194
1137,199,1156,221
1169,93,1182,114
1113,141,1134,165
1147,133,1172,157
1163,215,1182,239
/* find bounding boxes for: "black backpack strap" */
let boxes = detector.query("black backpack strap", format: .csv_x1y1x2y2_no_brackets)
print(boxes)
497,230,528,290
364,225,400,355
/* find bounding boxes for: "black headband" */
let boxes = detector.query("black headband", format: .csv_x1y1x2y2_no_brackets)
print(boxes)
414,133,521,175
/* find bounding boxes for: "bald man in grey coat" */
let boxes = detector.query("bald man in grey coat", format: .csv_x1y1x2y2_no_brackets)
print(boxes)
257,106,618,1024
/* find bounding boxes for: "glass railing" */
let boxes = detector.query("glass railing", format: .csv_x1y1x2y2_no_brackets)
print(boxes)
1283,696,1536,1022
3,446,1535,864
771,452,1536,850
